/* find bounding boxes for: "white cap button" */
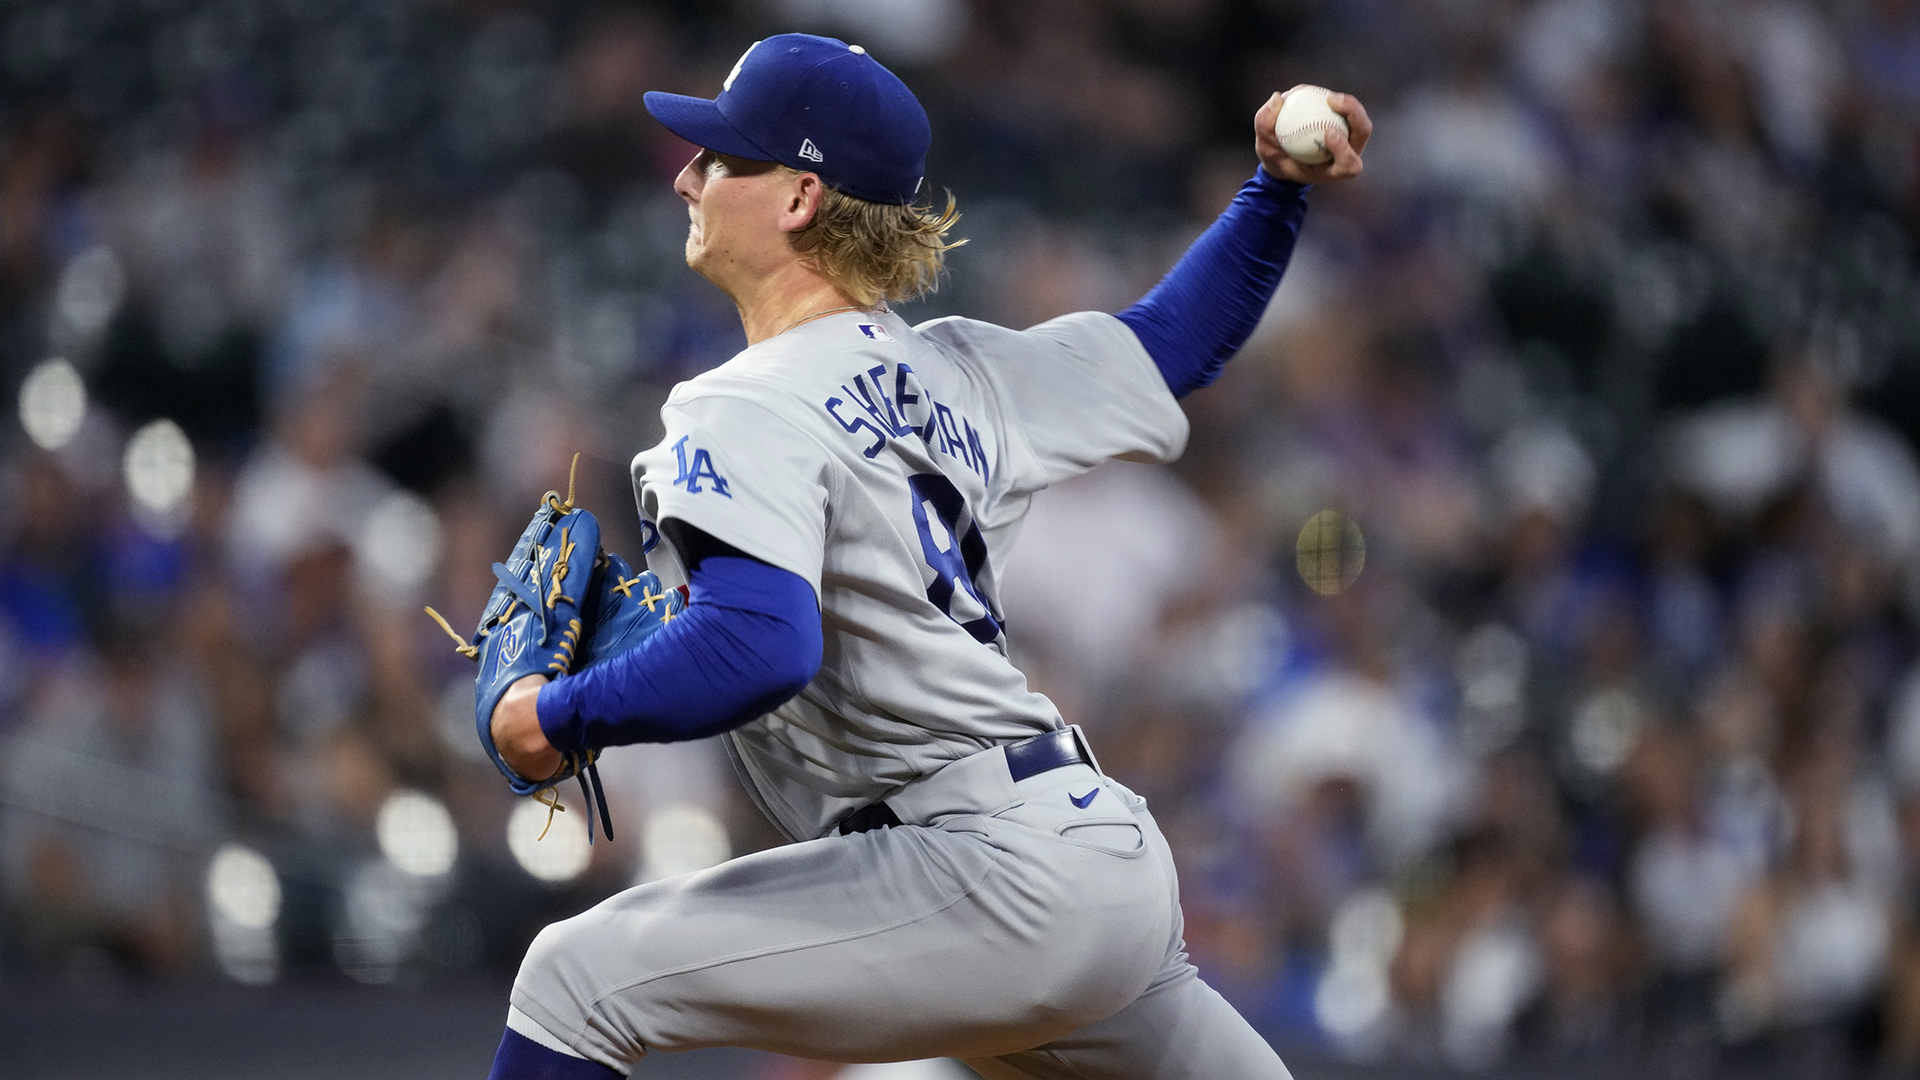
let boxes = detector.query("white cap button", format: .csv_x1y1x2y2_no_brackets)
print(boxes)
849,44,866,54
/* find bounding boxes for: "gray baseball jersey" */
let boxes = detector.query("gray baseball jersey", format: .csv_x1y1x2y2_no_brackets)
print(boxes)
508,306,1293,1079
629,308,1187,841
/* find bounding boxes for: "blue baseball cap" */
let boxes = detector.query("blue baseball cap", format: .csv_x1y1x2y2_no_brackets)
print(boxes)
644,34,930,206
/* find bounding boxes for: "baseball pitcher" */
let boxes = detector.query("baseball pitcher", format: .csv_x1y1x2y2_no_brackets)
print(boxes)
466,32,1369,1080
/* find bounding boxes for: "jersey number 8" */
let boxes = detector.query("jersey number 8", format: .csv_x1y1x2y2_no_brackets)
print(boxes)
908,474,1002,644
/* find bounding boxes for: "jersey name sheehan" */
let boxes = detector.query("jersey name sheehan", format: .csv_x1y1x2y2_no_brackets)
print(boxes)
823,359,990,482
632,309,1188,842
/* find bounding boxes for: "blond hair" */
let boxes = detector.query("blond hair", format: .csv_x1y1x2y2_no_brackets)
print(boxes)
784,169,965,307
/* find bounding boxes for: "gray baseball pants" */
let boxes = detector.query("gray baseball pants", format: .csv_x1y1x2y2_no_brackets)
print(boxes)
507,744,1291,1078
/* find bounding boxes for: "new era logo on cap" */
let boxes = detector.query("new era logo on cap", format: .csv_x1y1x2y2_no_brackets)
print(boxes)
798,139,824,163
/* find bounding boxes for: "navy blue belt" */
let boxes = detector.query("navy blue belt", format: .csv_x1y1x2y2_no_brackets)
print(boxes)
837,728,1094,836
1004,727,1092,782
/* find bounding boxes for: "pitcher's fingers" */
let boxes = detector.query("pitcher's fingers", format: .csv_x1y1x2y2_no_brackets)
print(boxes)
1324,126,1364,178
1329,93,1373,153
1254,92,1286,146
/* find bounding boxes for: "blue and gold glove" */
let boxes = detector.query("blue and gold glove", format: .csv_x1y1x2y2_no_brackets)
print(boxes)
427,463,689,845
428,464,613,840
577,549,685,671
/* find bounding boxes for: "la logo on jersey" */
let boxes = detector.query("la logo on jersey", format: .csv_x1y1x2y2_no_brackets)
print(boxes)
671,436,732,497
857,323,892,341
798,139,824,162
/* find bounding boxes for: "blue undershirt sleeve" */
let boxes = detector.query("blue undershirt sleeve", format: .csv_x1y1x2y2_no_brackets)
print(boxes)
1116,167,1310,398
533,552,822,750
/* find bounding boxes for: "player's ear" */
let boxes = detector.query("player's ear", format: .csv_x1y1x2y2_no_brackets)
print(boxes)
781,172,825,234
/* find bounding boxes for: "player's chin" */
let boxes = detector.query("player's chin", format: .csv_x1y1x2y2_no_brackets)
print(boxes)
684,243,727,286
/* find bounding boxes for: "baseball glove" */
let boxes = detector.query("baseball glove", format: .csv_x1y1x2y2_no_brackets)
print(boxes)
425,460,684,844
578,548,686,671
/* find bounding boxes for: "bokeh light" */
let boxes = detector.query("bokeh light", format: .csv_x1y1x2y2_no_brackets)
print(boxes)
355,490,445,595
123,418,194,536
206,843,281,931
1570,688,1645,778
1295,509,1366,596
375,789,459,878
1329,889,1405,968
16,358,86,451
640,804,732,883
211,918,280,987
1315,962,1391,1049
52,245,125,339
1440,926,1541,1068
335,861,434,985
507,797,592,883
1455,623,1529,755
1316,890,1405,1050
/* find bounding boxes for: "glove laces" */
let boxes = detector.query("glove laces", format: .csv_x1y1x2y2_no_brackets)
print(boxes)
531,756,615,844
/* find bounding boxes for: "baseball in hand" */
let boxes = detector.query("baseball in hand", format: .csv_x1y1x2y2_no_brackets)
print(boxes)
1274,86,1350,165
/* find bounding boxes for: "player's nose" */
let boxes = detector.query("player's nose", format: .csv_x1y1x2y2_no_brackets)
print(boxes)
673,154,703,204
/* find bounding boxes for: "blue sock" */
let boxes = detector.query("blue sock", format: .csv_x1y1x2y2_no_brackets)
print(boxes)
487,1028,623,1080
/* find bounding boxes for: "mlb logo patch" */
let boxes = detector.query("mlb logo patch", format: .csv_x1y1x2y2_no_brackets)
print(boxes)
857,323,893,342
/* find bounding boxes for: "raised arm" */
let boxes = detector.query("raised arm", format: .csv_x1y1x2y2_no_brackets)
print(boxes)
1118,88,1370,398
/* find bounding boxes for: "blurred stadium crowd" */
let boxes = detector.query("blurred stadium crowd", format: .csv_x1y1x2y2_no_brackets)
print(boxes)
0,0,1918,1076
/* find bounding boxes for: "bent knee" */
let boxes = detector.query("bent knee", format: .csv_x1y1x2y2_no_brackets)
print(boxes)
515,907,619,1018
512,908,651,1065
519,914,582,981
